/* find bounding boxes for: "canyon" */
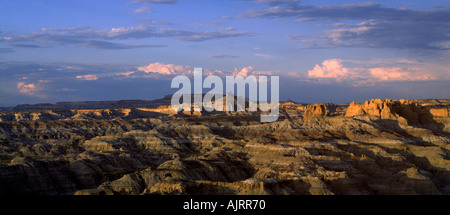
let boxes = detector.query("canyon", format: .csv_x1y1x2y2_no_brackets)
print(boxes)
0,96,449,195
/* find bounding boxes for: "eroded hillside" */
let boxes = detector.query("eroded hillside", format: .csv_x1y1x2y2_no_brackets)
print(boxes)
0,98,449,195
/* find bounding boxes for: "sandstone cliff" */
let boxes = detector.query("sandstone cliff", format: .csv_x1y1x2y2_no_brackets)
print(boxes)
345,99,449,128
304,104,328,118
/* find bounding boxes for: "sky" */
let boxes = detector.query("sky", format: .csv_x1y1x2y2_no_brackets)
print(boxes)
0,0,449,106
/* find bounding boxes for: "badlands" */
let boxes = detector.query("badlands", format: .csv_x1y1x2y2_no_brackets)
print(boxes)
0,96,449,195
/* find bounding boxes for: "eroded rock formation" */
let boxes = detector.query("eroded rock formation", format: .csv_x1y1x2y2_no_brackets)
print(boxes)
304,104,328,118
0,97,449,195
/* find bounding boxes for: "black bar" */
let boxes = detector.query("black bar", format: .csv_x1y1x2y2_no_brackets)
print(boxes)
1,195,446,214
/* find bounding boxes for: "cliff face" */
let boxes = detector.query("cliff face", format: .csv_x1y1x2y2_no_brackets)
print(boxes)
345,99,449,127
304,104,328,118
345,99,414,119
0,98,449,195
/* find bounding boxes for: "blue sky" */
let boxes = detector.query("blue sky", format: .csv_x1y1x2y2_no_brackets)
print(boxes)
0,0,449,106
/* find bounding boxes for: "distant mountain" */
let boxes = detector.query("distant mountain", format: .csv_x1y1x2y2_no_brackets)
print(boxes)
1,95,173,112
0,94,254,112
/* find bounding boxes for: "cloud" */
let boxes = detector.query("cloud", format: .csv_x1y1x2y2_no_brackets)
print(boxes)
203,69,224,77
82,40,166,49
132,6,153,14
17,82,37,95
116,71,136,76
252,0,300,5
1,25,254,48
12,44,44,48
175,28,255,42
76,74,98,81
243,2,411,20
232,66,276,78
369,68,432,82
0,62,147,105
1,26,169,49
134,63,275,79
136,62,192,76
243,2,450,50
208,54,239,59
312,20,450,50
430,41,450,49
307,59,350,80
16,81,47,98
233,66,253,77
0,37,12,41
130,0,177,4
306,59,437,86
2,61,448,107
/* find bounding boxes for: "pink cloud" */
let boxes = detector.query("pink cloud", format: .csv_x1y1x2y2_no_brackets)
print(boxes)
307,59,349,80
116,71,135,76
233,66,254,77
232,66,276,78
137,62,192,76
134,63,275,79
307,59,437,86
16,81,48,98
369,67,433,81
204,69,224,76
17,82,37,94
76,74,98,81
